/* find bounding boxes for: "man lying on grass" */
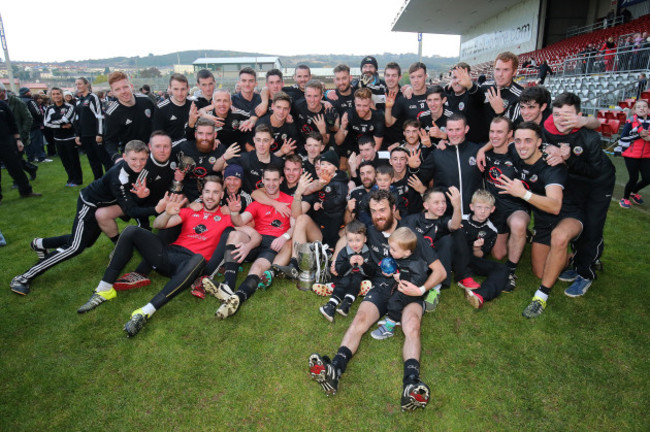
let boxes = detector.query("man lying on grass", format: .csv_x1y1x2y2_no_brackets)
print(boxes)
77,176,233,337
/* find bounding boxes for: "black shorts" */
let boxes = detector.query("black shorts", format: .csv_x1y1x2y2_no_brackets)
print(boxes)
361,277,394,317
532,219,558,246
559,199,584,224
247,234,280,263
314,214,345,248
491,204,529,234
387,290,426,322
533,214,582,246
362,276,426,318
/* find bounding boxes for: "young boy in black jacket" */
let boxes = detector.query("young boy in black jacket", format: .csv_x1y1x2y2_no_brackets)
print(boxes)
460,190,510,309
316,220,374,322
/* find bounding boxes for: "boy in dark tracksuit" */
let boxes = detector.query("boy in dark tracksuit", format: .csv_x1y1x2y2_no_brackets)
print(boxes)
460,190,510,309
10,141,161,296
317,221,374,322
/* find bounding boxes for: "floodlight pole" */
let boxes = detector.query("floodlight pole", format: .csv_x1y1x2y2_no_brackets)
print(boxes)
0,12,17,94
418,33,423,64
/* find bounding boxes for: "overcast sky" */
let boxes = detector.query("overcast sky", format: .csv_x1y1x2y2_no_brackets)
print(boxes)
1,0,460,63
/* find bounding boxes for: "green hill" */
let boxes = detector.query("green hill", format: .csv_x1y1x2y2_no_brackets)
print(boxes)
55,50,459,73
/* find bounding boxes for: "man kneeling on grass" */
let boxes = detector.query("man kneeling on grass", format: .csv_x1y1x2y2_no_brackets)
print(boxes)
77,176,233,337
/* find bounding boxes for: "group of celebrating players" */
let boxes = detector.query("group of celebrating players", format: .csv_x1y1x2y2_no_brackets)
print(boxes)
8,51,620,411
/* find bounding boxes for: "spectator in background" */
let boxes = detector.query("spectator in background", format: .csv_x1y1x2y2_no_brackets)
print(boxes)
619,36,634,70
537,60,553,85
44,87,82,187
36,93,56,157
621,8,632,24
19,87,50,163
0,96,42,201
64,91,76,105
600,37,617,72
74,77,107,180
618,99,650,209
637,73,647,99
140,84,158,105
0,83,38,181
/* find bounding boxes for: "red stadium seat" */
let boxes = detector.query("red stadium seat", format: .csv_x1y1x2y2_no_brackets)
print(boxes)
642,91,650,100
615,112,627,124
608,119,621,134
515,15,650,78
600,123,615,138
604,111,615,120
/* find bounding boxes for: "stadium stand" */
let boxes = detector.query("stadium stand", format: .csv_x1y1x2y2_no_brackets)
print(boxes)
470,14,650,80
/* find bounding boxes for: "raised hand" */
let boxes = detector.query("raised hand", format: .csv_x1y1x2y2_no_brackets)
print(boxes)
279,138,297,156
487,86,505,114
446,186,461,209
165,194,188,215
224,143,241,161
131,177,150,199
386,89,397,108
226,193,242,213
494,174,527,198
407,148,422,169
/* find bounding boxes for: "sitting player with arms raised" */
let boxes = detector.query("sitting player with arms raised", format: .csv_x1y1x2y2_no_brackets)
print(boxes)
208,165,294,319
272,152,347,280
76,177,233,336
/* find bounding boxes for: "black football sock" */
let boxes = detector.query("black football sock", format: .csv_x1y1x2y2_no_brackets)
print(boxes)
331,346,353,374
224,244,239,289
403,358,421,385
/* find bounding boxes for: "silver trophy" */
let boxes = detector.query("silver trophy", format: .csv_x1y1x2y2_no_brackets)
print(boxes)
297,243,316,291
170,151,196,193
296,241,331,291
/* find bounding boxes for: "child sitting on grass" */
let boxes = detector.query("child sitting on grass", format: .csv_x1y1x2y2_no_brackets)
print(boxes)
315,220,374,322
460,190,510,309
371,227,429,340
